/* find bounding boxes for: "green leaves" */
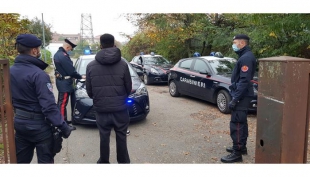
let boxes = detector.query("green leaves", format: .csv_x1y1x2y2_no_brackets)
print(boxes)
0,13,30,62
26,17,53,46
122,13,310,62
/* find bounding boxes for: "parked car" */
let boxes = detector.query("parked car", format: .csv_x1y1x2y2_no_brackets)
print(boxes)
168,55,258,114
130,53,173,85
72,55,150,125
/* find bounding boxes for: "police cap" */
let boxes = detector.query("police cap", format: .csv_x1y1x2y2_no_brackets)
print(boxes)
233,34,250,41
64,39,77,48
16,34,42,48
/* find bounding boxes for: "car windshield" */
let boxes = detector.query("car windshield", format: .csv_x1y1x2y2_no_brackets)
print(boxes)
208,58,236,75
144,56,169,65
77,58,138,77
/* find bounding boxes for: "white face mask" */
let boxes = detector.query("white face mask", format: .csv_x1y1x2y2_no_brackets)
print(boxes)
232,44,240,52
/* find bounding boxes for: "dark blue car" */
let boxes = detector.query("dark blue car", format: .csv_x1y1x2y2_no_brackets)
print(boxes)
168,55,258,114
130,53,173,85
72,55,150,125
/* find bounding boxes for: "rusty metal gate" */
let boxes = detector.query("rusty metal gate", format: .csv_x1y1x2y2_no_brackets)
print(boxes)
0,59,16,163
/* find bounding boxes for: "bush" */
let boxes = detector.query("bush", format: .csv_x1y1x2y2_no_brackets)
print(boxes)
41,49,52,65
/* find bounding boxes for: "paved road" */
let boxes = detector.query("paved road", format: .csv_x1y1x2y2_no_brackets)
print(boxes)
51,82,257,164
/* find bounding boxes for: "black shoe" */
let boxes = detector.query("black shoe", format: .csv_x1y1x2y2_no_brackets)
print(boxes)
226,146,247,155
65,120,72,124
221,152,243,163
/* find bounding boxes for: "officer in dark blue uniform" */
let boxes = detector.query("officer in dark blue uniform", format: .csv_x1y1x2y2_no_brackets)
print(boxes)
53,39,85,124
10,34,75,163
221,34,257,163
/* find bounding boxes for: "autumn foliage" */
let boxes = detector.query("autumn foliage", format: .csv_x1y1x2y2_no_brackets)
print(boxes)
0,13,30,64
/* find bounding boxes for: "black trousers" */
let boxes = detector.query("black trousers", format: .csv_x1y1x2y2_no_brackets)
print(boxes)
57,91,75,121
230,96,252,152
96,110,130,164
14,118,54,163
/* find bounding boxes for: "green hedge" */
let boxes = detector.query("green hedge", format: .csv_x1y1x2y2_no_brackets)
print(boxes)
41,49,52,65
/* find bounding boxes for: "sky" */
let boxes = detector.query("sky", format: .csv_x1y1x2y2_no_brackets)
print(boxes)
20,13,138,43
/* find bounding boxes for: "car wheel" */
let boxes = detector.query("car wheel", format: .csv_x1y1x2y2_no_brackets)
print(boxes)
143,73,150,85
217,90,231,114
169,80,180,97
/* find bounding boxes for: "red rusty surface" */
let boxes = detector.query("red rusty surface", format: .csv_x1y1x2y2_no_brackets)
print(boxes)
0,59,16,163
256,56,310,163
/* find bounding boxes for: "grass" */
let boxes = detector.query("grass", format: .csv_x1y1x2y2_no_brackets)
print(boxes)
45,65,55,84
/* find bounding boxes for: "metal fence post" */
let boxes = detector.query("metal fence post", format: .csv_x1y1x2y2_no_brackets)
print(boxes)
0,59,16,163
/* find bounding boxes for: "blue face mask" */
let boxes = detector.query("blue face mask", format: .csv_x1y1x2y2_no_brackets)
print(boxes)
67,51,72,55
232,44,240,52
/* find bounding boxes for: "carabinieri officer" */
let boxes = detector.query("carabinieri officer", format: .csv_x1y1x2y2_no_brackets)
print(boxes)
11,34,75,163
221,34,257,163
53,39,85,124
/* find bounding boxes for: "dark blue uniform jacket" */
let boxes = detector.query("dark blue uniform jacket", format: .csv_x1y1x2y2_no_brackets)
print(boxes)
230,45,257,101
10,54,65,127
53,47,82,92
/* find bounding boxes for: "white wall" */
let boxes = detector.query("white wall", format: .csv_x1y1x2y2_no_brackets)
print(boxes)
45,43,63,59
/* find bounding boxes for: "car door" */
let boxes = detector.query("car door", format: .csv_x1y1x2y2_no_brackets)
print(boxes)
131,56,144,73
175,58,194,95
189,59,214,102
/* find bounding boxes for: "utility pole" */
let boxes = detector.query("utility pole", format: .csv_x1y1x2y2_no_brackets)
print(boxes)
41,13,47,62
80,13,95,54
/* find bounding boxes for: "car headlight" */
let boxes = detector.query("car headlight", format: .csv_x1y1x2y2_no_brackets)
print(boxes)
75,87,89,98
129,83,148,98
151,68,159,74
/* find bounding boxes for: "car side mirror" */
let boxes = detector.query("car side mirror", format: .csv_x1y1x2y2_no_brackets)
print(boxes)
77,74,86,83
136,70,143,76
199,70,211,76
79,79,86,83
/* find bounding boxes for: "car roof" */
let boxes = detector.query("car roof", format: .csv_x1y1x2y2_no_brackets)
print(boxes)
79,54,129,63
197,56,236,61
139,54,162,57
79,54,96,59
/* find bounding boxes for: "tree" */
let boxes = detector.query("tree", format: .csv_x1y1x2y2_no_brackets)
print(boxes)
123,13,212,62
123,13,310,63
0,13,30,64
26,17,53,46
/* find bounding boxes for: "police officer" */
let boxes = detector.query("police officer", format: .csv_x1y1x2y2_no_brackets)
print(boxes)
221,34,257,163
53,39,85,124
10,34,75,163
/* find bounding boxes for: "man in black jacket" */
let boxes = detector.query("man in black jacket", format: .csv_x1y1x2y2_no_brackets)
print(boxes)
86,33,132,163
221,34,257,163
53,39,86,124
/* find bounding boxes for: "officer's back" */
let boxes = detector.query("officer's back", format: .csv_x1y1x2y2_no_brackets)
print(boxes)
10,34,74,164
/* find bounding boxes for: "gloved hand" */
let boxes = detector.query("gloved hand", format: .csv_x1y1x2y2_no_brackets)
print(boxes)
59,123,76,139
229,99,238,110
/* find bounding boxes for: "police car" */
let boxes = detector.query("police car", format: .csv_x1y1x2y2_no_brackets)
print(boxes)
72,55,150,125
168,54,258,114
130,53,173,85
